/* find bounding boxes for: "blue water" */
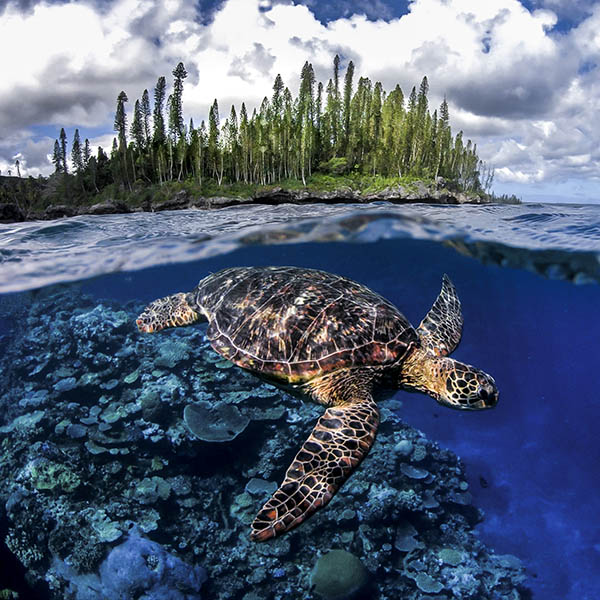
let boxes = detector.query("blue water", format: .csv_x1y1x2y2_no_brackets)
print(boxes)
1,202,599,599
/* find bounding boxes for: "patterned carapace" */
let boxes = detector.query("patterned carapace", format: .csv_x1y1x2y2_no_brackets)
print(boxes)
193,266,417,384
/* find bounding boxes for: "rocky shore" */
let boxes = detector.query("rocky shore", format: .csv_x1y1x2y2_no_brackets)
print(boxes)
0,181,490,223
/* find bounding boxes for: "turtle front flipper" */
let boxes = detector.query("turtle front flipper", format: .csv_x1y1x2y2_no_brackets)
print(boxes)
137,292,203,333
417,274,463,357
250,396,379,542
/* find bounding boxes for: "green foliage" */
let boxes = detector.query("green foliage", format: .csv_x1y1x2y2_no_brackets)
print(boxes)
59,128,68,174
42,55,490,207
153,76,167,147
52,140,61,174
318,157,350,175
71,129,83,174
169,62,188,142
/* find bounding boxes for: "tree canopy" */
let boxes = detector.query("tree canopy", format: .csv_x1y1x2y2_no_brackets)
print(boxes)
51,56,490,197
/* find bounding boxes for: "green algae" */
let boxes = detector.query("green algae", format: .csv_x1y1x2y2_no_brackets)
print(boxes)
131,476,171,504
30,459,81,493
439,547,464,566
0,410,45,433
414,572,444,594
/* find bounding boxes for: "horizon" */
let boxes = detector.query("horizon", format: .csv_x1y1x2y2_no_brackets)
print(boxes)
1,0,599,203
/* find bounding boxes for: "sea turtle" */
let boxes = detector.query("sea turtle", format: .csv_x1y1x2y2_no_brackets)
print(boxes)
136,266,498,542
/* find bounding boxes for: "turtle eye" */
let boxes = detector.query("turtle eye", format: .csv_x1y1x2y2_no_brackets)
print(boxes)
477,384,498,408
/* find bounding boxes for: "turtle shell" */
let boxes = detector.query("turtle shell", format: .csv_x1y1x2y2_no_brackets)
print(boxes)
193,266,417,383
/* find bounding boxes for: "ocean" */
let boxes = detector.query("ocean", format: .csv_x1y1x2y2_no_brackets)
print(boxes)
0,202,598,600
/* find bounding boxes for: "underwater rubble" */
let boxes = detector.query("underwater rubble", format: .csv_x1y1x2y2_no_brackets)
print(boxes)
0,287,528,599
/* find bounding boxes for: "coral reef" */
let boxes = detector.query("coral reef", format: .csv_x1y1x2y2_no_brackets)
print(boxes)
0,287,528,599
310,550,368,599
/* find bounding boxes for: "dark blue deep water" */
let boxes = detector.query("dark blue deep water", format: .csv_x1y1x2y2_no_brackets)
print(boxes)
0,203,599,600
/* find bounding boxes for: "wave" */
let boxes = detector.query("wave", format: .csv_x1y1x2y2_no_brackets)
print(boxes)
0,202,599,293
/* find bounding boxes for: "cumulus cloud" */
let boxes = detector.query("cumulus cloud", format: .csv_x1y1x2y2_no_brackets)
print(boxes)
1,0,599,198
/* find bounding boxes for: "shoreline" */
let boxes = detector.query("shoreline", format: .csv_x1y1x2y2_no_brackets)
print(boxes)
0,181,496,224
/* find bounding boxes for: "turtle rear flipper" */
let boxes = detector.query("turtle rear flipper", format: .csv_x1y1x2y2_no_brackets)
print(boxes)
417,274,463,357
137,292,203,333
250,395,379,542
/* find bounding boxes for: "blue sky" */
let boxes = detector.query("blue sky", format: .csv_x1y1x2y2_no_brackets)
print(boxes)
1,0,599,203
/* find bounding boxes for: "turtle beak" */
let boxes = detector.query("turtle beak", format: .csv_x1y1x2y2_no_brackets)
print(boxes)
136,317,155,333
477,383,499,409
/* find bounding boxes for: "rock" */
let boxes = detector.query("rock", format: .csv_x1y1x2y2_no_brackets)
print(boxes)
43,205,78,219
66,423,87,439
82,200,131,215
0,203,25,222
54,377,78,393
252,187,362,205
394,523,421,553
97,532,207,599
400,464,430,480
244,478,278,498
413,572,444,594
311,550,369,600
184,401,250,442
191,196,254,209
394,439,413,456
151,190,190,212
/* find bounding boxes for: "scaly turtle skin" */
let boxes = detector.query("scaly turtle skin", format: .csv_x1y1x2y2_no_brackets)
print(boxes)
137,266,498,542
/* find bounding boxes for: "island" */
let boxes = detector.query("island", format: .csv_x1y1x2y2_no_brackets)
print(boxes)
0,56,519,223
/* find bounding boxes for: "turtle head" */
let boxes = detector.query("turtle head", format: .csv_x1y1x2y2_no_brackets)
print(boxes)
400,348,498,410
136,292,200,333
434,358,498,410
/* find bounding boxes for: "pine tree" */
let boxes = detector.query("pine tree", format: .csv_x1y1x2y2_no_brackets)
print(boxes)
333,54,341,152
198,120,207,184
170,62,188,142
226,105,239,182
52,140,62,173
321,79,335,161
59,128,68,173
83,139,91,167
271,74,285,179
71,129,83,174
239,104,250,183
153,76,167,147
114,91,128,150
141,89,151,147
208,99,222,184
342,60,354,154
370,82,383,173
114,92,131,189
131,100,144,149
315,81,323,165
298,61,316,184
435,96,451,179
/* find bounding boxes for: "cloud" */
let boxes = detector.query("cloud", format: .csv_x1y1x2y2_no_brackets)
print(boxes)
228,43,276,83
1,0,600,196
0,134,55,176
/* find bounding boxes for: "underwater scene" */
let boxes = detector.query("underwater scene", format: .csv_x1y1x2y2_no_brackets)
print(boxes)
0,203,599,600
